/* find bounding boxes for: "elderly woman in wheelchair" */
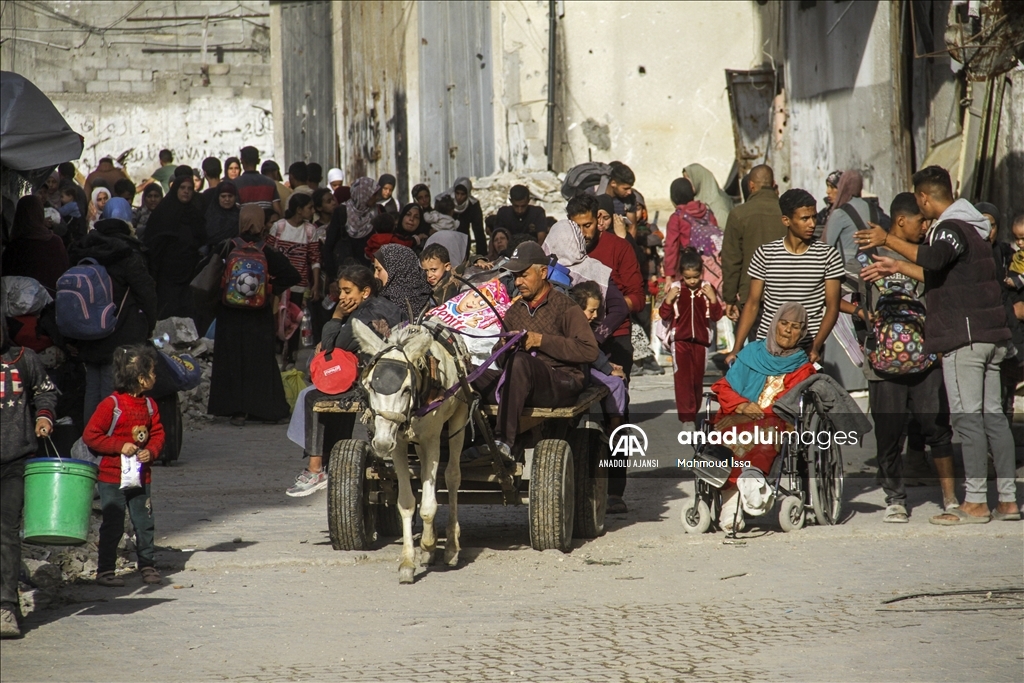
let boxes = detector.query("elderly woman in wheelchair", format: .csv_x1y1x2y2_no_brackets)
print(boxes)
683,302,817,533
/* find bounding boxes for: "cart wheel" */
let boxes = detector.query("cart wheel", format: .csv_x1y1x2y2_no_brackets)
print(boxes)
529,439,575,552
376,503,403,538
570,428,607,539
806,409,844,526
327,439,376,550
681,499,712,534
778,495,805,532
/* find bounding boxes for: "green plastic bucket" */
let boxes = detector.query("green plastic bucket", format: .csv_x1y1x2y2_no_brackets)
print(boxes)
23,457,98,545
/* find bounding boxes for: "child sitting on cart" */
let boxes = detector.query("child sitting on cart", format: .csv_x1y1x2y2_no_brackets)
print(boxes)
709,302,816,531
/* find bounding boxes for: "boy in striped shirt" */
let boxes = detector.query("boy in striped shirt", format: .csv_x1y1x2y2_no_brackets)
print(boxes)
727,188,843,365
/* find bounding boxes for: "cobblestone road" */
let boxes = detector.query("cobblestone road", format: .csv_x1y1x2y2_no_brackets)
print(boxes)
3,374,1022,682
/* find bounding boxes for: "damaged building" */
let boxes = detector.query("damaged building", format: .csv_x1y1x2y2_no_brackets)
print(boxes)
269,0,1021,217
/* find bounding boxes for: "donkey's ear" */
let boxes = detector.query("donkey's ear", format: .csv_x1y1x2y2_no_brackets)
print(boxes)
402,326,434,363
351,318,386,356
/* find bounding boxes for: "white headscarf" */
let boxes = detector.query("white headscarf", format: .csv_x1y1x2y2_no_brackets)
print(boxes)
542,219,612,292
91,187,111,204
327,168,344,185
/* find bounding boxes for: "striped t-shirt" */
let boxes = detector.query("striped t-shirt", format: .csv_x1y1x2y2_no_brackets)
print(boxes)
747,238,844,343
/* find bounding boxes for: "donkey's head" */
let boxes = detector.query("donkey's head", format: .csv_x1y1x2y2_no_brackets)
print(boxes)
352,319,435,457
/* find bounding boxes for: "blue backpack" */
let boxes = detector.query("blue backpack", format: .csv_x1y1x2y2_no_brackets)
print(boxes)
55,259,128,340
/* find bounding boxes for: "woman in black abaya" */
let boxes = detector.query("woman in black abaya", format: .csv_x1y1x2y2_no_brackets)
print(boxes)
143,175,207,322
207,205,300,425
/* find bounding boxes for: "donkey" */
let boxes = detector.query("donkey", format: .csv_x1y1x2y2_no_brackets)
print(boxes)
351,319,472,584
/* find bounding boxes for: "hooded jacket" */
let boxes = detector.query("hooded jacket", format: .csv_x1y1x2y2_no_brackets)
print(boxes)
67,219,158,364
1,343,58,464
664,201,719,278
916,201,1010,354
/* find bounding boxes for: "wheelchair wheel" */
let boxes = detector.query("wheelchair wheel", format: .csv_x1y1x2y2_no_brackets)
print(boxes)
805,406,844,526
681,499,711,533
778,495,805,532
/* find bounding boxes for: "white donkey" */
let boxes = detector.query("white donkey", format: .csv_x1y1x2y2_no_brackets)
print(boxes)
351,319,472,584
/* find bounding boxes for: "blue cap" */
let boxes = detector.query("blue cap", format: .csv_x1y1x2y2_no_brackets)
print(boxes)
101,197,134,223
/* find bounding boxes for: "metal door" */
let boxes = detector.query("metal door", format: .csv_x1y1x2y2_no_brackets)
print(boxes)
418,1,495,191
280,1,337,166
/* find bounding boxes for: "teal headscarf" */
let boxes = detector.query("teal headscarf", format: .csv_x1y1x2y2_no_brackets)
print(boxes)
725,302,809,403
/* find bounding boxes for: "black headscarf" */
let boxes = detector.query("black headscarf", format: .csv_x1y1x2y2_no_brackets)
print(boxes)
595,194,616,218
204,181,240,246
143,176,206,255
375,243,433,318
396,202,425,236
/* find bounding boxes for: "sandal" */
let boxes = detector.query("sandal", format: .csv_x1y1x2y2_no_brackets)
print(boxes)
230,414,247,427
140,567,162,585
95,571,124,587
929,507,990,526
607,496,628,514
992,510,1022,521
883,504,909,523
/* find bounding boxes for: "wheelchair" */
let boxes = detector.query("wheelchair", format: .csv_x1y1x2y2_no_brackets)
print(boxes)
681,389,845,534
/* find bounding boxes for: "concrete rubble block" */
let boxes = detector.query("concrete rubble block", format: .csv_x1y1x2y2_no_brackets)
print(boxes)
154,317,199,346
471,170,566,218
18,588,48,617
21,559,63,590
85,81,109,94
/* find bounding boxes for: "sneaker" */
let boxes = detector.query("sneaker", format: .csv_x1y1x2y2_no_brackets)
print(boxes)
494,441,513,462
286,469,328,497
0,608,20,639
642,356,665,375
631,363,645,377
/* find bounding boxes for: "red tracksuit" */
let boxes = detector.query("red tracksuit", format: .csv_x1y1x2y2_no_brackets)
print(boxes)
660,284,723,422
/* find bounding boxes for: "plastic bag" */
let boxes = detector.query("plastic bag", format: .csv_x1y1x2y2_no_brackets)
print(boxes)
1,275,53,317
281,369,308,412
120,454,142,490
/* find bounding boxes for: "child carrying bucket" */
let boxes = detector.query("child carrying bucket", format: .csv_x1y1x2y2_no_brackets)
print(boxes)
1,318,58,639
84,345,165,587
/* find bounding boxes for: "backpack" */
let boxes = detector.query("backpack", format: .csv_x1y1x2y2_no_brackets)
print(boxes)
868,279,936,375
55,258,128,340
221,238,269,309
561,162,613,200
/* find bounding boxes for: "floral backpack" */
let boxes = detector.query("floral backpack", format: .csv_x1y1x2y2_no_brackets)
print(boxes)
868,278,936,375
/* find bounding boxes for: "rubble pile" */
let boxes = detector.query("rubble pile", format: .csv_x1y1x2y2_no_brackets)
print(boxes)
19,509,137,617
470,170,565,220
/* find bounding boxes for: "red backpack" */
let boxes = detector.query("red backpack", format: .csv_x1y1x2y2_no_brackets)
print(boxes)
221,238,269,309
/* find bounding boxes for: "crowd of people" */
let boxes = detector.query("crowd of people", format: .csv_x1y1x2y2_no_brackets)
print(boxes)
2,141,1022,638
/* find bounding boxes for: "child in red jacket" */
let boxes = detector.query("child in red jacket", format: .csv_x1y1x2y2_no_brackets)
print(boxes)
84,345,165,587
660,248,723,424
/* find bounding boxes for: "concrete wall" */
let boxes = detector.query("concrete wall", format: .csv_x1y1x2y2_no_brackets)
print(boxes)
554,1,760,211
0,1,273,179
783,1,905,205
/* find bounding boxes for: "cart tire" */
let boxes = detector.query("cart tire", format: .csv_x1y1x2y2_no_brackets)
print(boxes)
529,439,575,552
570,428,607,539
376,503,403,538
806,407,844,526
778,495,805,532
327,440,376,550
681,499,712,534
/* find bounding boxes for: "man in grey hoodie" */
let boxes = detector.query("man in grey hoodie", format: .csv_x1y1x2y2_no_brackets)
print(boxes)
856,166,1019,525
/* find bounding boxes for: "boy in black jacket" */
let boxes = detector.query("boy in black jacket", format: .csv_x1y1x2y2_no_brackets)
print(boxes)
1,318,58,638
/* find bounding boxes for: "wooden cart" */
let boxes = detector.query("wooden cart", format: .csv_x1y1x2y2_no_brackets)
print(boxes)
316,384,610,553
